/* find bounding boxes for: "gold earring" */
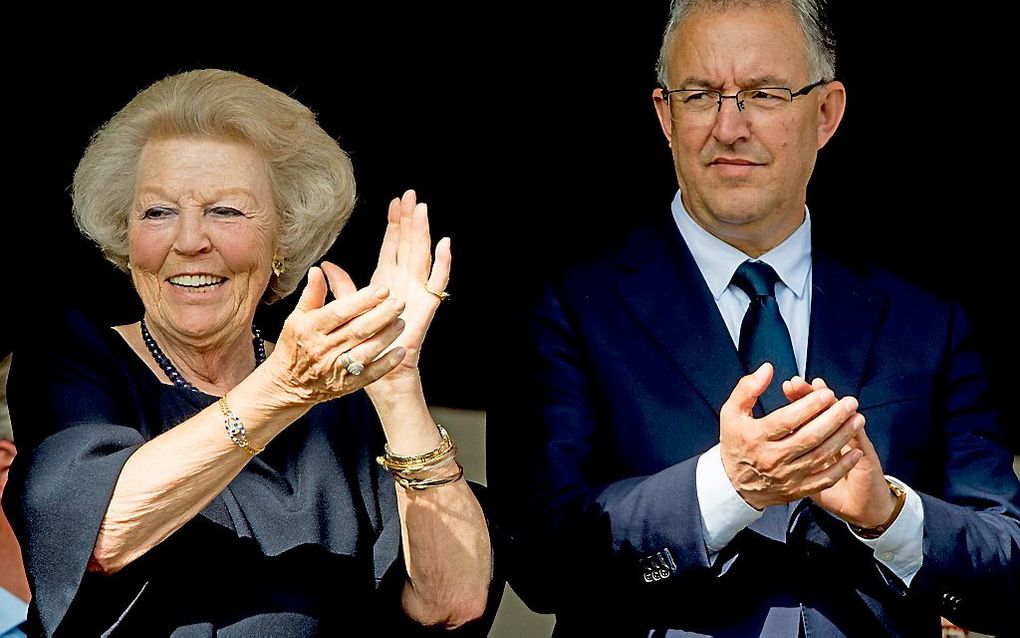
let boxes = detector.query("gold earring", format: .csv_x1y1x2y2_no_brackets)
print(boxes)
271,254,285,277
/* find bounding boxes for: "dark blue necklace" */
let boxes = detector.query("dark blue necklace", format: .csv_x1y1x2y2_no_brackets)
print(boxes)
140,318,266,393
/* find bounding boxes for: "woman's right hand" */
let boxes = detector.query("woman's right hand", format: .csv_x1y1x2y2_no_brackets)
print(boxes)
263,265,408,405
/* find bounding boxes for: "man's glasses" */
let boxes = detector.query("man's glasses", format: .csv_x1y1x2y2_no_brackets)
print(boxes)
662,79,830,121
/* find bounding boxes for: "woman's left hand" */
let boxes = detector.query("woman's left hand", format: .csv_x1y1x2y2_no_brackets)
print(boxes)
322,189,450,387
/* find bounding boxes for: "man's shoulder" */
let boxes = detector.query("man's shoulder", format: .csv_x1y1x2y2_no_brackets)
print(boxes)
548,217,676,291
814,250,959,329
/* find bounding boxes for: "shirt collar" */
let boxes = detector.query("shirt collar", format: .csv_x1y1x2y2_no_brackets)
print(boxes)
670,189,812,300
0,587,28,635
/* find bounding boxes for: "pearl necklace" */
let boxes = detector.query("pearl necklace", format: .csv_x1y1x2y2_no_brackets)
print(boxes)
140,318,266,393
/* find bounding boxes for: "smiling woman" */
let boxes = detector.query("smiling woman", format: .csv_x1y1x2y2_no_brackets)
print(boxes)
2,69,499,636
127,139,279,361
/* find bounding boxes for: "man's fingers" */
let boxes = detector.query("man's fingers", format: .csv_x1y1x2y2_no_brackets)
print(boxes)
790,412,865,472
852,421,879,459
763,386,838,441
782,375,814,405
723,362,774,417
296,267,328,312
783,395,859,458
800,448,864,494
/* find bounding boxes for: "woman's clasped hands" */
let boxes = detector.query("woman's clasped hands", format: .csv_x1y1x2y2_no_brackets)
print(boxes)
265,189,450,405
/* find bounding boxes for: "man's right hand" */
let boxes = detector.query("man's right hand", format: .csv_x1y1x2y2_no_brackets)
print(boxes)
718,363,865,510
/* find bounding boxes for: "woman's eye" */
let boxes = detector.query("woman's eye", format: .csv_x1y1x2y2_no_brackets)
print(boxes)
210,207,245,217
141,207,173,219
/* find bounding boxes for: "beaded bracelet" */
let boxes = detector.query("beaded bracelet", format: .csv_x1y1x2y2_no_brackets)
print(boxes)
218,397,264,456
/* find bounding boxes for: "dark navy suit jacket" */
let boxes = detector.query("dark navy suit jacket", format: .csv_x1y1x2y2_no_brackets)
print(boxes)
489,213,1020,637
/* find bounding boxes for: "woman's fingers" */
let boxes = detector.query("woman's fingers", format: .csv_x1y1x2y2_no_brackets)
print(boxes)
325,297,405,353
321,261,357,299
397,189,416,267
339,318,406,371
377,197,401,269
410,202,432,279
296,267,329,312
350,346,407,388
427,236,452,295
306,284,390,333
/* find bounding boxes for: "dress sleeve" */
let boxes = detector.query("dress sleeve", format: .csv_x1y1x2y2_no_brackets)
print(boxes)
1,312,154,637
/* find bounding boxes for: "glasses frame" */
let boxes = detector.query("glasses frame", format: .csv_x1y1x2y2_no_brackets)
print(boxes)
661,79,831,118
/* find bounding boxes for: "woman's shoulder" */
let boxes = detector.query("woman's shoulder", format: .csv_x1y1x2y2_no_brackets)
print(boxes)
15,309,125,362
8,309,141,411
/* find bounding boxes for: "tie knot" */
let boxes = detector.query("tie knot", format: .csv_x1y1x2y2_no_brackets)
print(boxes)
732,260,781,299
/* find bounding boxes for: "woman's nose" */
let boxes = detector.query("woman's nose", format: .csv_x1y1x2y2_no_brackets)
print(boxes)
171,210,213,255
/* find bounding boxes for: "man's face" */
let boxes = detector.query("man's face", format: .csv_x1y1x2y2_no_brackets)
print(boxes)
653,5,844,252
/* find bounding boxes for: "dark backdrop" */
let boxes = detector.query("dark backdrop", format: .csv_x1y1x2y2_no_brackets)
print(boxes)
3,6,1014,448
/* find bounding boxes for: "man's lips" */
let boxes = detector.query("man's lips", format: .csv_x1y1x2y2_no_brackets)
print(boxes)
709,158,763,178
710,158,761,166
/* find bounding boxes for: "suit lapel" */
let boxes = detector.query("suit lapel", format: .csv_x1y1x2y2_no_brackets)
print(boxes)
786,250,887,546
805,250,887,397
614,214,746,416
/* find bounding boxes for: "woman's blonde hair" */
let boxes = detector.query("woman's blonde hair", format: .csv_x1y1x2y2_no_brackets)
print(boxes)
72,68,356,303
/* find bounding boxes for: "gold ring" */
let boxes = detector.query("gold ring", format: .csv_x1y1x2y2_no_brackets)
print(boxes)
424,284,450,301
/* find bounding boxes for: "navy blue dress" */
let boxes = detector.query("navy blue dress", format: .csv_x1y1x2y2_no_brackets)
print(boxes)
2,312,499,636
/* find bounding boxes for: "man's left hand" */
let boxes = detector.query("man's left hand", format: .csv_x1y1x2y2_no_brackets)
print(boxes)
783,377,900,529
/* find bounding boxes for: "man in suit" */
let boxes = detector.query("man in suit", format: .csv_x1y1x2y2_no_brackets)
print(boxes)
489,1,1020,636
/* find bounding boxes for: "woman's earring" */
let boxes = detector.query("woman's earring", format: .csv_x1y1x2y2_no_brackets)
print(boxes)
271,254,285,277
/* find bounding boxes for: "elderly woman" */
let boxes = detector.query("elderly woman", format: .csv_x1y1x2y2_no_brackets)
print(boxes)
2,69,495,636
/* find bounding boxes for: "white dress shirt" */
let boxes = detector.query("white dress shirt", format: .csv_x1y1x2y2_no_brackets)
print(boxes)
0,587,27,638
670,190,925,586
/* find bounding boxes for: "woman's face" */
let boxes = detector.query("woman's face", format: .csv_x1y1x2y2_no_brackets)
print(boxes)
127,137,278,346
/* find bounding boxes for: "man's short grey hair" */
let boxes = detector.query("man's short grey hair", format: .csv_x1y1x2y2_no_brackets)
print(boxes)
72,68,356,304
655,0,837,88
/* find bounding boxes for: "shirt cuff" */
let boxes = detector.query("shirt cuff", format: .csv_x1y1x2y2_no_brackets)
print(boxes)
696,443,763,554
847,475,924,587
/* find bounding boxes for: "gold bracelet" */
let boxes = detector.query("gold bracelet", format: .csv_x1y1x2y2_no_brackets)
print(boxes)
379,425,453,464
218,397,264,456
376,425,456,473
393,461,465,490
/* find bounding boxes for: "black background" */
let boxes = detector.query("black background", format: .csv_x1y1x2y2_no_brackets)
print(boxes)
3,6,1014,447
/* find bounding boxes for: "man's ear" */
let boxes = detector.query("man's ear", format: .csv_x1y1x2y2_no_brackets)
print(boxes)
653,88,674,148
0,440,16,492
817,80,846,150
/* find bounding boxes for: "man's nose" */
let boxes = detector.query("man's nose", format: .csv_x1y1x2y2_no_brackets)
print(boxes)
711,96,752,146
171,210,213,255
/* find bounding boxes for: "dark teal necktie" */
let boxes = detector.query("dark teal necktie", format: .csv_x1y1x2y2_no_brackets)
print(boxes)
731,260,803,546
731,260,799,414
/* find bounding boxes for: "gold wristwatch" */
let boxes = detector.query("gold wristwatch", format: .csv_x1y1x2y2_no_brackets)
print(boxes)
849,479,907,539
